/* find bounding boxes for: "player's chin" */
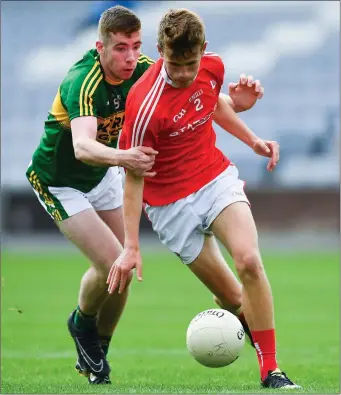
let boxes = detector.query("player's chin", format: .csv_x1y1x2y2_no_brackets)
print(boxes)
120,69,135,79
176,80,194,88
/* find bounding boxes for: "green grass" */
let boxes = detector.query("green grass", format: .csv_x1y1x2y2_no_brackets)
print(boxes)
1,249,340,394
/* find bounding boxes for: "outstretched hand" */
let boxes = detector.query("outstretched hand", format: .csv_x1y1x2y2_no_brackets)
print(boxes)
107,248,143,295
228,73,264,112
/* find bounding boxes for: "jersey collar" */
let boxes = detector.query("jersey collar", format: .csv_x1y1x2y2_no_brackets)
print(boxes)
160,62,176,87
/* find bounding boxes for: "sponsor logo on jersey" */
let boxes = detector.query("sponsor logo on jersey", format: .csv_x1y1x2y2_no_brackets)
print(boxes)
173,109,187,123
169,111,214,137
210,80,217,89
97,111,125,144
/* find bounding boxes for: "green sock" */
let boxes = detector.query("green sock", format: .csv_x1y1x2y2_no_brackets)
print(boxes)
100,336,112,356
73,306,97,330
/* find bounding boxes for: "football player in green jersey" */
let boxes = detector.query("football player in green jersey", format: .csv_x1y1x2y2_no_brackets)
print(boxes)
26,5,265,385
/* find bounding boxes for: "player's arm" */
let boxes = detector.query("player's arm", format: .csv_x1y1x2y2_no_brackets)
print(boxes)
213,97,259,147
213,98,279,172
71,116,157,173
71,116,121,167
107,170,144,295
217,93,238,112
217,93,250,114
107,91,159,294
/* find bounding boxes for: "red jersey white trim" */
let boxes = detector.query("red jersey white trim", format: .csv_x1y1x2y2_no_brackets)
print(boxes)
122,55,230,206
131,74,166,147
204,52,220,57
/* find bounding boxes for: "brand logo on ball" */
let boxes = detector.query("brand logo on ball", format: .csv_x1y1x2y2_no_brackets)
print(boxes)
237,327,245,340
192,309,225,323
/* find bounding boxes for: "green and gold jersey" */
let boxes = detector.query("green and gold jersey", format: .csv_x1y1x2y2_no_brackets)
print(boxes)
28,49,154,193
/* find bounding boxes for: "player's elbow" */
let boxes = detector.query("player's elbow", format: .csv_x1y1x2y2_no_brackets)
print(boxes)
73,138,88,161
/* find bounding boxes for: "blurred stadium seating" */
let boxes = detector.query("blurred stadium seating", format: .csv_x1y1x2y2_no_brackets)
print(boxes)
1,1,339,235
1,1,339,189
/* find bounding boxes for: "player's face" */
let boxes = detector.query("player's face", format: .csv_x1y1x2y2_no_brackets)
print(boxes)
96,31,142,81
160,44,206,88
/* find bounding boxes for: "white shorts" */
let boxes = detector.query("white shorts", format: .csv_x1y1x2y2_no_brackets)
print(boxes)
144,165,249,264
29,167,123,221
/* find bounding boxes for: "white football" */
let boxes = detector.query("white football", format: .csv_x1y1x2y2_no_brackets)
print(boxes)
186,309,245,368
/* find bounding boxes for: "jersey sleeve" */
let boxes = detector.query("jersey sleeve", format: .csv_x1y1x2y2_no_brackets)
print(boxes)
62,63,103,121
205,53,225,90
120,87,158,150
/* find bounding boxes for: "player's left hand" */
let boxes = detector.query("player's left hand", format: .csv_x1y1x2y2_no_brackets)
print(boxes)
252,139,280,172
107,248,143,294
228,74,264,112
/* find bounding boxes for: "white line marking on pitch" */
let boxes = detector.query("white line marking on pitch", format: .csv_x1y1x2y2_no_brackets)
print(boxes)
2,348,188,359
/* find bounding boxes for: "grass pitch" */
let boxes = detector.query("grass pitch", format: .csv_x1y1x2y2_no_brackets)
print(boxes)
1,248,339,394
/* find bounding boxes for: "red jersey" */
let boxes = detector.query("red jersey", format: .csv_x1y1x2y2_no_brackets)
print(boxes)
120,53,230,206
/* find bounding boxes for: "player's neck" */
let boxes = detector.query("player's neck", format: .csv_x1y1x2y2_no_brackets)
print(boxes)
99,57,123,85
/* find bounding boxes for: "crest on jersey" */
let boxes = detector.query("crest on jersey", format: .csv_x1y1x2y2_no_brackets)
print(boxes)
96,111,125,144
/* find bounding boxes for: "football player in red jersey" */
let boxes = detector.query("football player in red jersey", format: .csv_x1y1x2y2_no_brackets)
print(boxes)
107,8,301,390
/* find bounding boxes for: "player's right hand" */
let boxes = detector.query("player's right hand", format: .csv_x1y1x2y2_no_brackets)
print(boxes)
252,139,280,172
107,247,143,295
117,146,158,177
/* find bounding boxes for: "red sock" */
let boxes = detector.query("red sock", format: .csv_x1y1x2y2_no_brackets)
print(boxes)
251,328,278,380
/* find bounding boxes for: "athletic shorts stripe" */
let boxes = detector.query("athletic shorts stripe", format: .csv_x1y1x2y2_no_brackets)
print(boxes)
27,168,68,221
26,165,123,221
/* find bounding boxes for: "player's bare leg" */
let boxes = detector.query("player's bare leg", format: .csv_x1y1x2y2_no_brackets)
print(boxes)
211,203,273,330
58,209,123,313
57,208,128,383
187,235,254,346
211,201,300,389
95,208,131,354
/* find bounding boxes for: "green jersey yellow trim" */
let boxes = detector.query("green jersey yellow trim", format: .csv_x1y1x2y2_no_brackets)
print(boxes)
79,61,102,116
138,54,155,65
50,88,70,129
104,75,124,85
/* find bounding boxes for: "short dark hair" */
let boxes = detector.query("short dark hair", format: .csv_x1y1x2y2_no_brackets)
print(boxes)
157,8,205,58
98,5,141,45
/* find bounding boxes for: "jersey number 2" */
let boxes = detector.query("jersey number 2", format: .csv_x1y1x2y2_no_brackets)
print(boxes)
194,98,203,111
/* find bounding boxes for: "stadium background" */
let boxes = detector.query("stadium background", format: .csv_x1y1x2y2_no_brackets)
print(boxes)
1,1,340,394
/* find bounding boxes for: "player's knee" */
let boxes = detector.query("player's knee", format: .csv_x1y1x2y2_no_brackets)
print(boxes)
234,249,263,281
108,270,133,296
92,254,121,275
93,261,111,277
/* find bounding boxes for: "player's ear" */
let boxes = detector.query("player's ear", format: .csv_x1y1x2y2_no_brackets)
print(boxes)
157,44,163,58
201,41,208,54
96,40,105,55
